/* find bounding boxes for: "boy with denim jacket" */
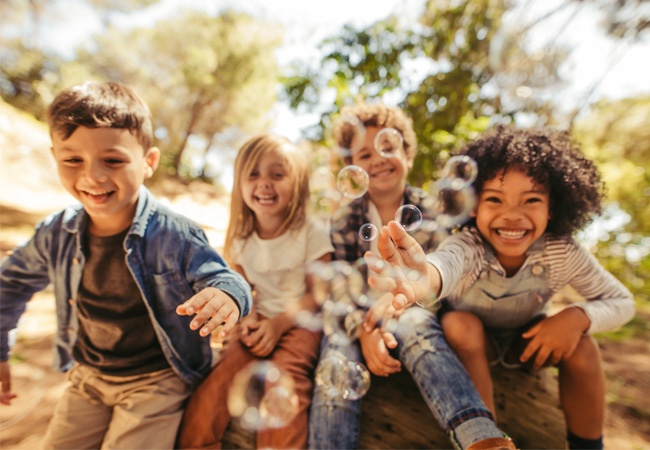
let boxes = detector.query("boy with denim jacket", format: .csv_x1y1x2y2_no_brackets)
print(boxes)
0,81,252,449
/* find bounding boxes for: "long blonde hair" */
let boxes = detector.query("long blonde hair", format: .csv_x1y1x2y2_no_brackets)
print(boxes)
223,134,311,265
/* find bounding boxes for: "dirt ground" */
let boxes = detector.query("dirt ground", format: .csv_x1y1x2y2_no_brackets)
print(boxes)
1,101,649,449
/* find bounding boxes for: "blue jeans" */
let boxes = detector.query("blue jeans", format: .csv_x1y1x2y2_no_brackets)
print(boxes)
308,307,503,450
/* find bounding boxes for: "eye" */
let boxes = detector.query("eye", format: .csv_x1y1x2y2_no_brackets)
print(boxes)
273,172,286,179
483,196,501,203
63,157,82,165
105,158,125,165
525,197,543,204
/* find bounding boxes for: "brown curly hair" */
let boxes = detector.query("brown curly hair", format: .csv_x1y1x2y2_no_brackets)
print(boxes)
334,102,417,161
457,125,605,236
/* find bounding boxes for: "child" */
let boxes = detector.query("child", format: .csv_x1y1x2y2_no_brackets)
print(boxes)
0,81,252,449
367,125,636,450
176,134,334,449
309,102,515,450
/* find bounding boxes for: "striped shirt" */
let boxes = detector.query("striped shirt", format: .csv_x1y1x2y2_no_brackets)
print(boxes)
427,228,635,334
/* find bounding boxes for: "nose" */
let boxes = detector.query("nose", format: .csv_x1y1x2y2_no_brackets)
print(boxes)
502,204,523,221
257,175,272,189
369,150,387,166
85,161,108,183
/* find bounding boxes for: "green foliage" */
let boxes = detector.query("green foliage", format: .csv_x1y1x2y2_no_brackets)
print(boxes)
0,39,96,121
75,10,282,177
281,0,564,186
573,97,650,337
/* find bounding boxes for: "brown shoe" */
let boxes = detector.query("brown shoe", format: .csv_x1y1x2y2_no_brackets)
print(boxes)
466,437,517,450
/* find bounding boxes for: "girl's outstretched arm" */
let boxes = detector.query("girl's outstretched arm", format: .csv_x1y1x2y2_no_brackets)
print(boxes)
365,221,442,310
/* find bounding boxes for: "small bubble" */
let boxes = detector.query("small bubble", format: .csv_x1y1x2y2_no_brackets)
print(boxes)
395,205,422,231
358,223,378,242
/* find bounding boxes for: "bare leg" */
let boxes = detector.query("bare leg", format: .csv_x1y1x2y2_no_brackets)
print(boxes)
558,335,605,439
441,311,496,419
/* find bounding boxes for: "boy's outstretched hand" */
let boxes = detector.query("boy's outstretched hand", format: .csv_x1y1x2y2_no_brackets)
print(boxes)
1,361,17,405
365,221,436,310
176,287,240,338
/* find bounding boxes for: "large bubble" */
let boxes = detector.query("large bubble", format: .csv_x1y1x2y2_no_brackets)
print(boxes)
373,128,403,158
228,361,299,431
315,350,371,400
337,165,369,199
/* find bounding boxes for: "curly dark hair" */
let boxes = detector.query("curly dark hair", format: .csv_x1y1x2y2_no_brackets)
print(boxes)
457,125,605,236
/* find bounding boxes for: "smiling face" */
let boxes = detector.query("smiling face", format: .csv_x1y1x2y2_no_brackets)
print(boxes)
240,148,294,236
474,169,550,275
51,126,159,236
350,126,412,199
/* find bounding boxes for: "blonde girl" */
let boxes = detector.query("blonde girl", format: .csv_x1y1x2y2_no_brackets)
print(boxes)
177,134,333,449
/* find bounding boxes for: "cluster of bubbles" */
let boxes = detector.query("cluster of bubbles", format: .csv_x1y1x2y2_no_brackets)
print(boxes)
308,260,372,400
330,116,479,240
225,118,480,426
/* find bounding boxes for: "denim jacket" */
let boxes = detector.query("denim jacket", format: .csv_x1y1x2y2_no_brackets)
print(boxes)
0,186,252,388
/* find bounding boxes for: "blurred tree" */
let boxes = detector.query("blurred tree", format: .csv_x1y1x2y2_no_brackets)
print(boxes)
0,0,160,121
584,0,650,40
74,10,281,177
0,38,97,120
573,96,650,329
282,0,564,186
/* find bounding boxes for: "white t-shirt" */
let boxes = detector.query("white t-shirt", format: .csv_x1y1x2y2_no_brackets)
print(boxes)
232,216,334,318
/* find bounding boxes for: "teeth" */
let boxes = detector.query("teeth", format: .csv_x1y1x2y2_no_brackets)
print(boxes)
497,229,526,239
257,196,275,204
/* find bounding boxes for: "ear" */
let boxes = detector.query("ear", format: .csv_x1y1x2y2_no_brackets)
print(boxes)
144,147,160,178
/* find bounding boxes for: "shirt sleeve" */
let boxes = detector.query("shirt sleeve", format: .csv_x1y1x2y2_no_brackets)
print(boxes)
426,230,482,299
559,241,635,334
0,219,53,360
183,227,253,318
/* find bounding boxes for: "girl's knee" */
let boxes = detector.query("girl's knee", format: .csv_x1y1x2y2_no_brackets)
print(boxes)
563,336,602,375
442,311,485,349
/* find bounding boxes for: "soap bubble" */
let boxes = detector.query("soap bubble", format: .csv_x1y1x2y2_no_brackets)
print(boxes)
430,179,477,228
315,350,371,400
395,205,422,231
306,260,368,308
442,155,478,189
337,165,369,199
358,223,378,242
373,128,403,158
228,361,299,431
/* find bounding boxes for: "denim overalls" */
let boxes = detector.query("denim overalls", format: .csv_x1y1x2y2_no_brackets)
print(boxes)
450,243,551,367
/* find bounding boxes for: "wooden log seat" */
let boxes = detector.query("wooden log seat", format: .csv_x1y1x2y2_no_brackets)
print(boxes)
221,364,566,449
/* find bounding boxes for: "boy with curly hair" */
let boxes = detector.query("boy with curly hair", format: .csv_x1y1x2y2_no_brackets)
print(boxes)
367,125,635,450
309,103,516,450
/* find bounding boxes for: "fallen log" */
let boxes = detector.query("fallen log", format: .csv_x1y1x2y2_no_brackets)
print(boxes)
222,364,566,449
